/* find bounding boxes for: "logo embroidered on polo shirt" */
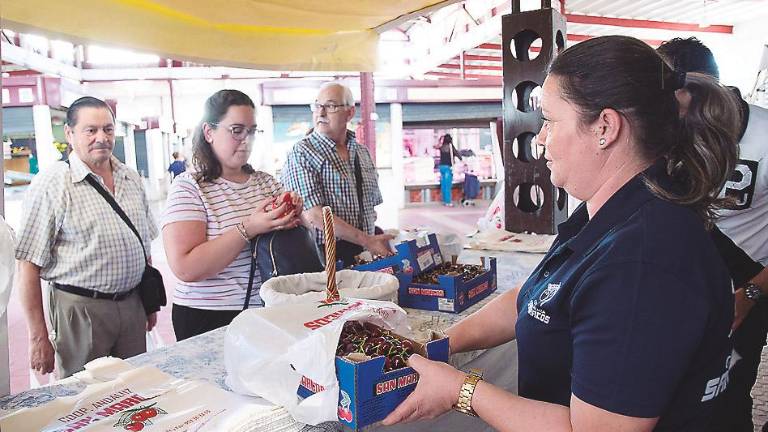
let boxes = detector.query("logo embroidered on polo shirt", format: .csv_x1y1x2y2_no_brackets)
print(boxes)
539,283,561,306
527,283,562,324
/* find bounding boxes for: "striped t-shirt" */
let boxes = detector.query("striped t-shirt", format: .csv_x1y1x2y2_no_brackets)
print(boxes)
162,171,283,310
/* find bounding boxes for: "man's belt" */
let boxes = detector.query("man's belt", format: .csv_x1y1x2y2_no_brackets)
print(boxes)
52,283,134,301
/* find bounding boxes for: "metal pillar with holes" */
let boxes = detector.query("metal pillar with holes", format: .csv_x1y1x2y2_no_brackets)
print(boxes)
502,0,568,234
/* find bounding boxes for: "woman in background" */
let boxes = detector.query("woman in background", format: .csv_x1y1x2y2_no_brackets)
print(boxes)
436,133,462,206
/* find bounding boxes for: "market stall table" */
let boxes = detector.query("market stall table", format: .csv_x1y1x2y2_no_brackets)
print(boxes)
0,250,544,431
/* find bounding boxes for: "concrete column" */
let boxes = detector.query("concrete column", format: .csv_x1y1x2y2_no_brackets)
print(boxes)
145,129,166,200
252,105,276,176
123,126,138,171
359,72,376,164
390,103,405,210
33,105,58,171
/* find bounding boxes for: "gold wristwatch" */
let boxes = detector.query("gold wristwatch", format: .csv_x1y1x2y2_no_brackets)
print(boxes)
454,368,483,417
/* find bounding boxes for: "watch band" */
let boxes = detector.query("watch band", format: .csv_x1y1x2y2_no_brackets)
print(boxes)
744,283,765,301
454,368,483,417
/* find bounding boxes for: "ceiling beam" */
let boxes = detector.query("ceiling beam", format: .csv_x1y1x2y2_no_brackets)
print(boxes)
565,14,733,34
375,0,464,33
426,71,502,80
1,41,81,81
464,54,502,62
478,43,502,50
439,63,503,71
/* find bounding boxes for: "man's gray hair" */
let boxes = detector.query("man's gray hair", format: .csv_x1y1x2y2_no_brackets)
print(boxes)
318,82,355,107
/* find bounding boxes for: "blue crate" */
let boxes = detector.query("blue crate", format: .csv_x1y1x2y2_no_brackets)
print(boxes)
348,233,443,277
397,258,498,313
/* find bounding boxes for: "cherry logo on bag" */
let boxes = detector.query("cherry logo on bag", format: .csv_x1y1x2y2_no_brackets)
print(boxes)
113,403,167,431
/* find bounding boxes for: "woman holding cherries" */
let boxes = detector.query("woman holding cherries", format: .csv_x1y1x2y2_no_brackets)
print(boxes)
162,90,302,340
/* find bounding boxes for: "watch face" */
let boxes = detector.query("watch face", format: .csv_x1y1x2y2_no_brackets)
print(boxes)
745,284,764,301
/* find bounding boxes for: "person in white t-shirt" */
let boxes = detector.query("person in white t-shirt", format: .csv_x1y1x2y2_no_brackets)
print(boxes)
162,90,302,340
0,215,14,396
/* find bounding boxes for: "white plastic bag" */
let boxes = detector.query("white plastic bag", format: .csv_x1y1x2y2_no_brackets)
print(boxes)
224,298,408,425
435,233,465,259
259,270,399,307
4,358,299,432
145,328,166,352
477,183,505,231
29,369,55,389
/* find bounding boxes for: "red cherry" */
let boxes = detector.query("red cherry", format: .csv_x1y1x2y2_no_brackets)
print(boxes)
130,412,145,422
282,192,293,205
140,408,158,418
125,422,144,431
281,193,295,213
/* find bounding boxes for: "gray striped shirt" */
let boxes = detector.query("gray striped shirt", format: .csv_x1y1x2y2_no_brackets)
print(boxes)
15,153,158,293
162,171,283,310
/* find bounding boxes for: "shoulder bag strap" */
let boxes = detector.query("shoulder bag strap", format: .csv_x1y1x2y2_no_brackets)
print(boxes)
66,160,148,263
243,238,257,310
353,152,365,228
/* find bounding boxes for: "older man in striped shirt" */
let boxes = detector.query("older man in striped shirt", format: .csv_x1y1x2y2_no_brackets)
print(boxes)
281,82,394,266
15,97,158,378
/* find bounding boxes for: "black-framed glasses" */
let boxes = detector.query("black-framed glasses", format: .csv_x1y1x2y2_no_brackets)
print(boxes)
210,123,262,141
310,102,349,113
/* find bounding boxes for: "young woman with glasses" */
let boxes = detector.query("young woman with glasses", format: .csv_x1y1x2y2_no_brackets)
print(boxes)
161,89,302,340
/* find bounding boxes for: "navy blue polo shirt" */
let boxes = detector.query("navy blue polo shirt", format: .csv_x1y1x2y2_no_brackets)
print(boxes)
515,164,734,431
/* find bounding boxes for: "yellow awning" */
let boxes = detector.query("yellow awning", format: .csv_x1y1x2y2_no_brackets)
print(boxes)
2,0,456,71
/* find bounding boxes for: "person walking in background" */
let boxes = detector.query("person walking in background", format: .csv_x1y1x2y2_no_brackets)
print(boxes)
436,133,462,207
162,90,302,341
167,151,187,181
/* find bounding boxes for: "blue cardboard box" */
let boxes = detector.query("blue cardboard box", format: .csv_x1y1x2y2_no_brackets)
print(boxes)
397,258,498,313
297,328,449,431
348,234,443,277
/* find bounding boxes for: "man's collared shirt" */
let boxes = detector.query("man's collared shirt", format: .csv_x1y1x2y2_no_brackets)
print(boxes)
281,130,382,245
15,152,158,293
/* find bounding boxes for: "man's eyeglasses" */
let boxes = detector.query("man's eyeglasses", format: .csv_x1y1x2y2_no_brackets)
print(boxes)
210,123,262,141
310,102,349,113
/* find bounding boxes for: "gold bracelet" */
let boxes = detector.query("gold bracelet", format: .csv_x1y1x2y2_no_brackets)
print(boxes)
235,222,250,242
454,368,483,417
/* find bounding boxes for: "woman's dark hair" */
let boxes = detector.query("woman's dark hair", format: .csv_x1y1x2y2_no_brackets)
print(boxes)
549,35,740,223
192,89,256,182
441,134,453,146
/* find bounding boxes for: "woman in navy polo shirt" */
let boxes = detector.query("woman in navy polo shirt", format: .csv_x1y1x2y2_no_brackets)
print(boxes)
383,35,741,432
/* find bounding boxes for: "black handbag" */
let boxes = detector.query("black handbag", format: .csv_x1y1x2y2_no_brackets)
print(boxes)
243,225,323,310
83,174,167,315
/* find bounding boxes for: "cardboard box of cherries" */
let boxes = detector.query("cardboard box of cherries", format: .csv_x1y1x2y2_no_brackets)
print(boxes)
297,320,449,431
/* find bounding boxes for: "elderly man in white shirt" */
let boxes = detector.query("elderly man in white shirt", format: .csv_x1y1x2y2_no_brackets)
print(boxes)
15,96,158,378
